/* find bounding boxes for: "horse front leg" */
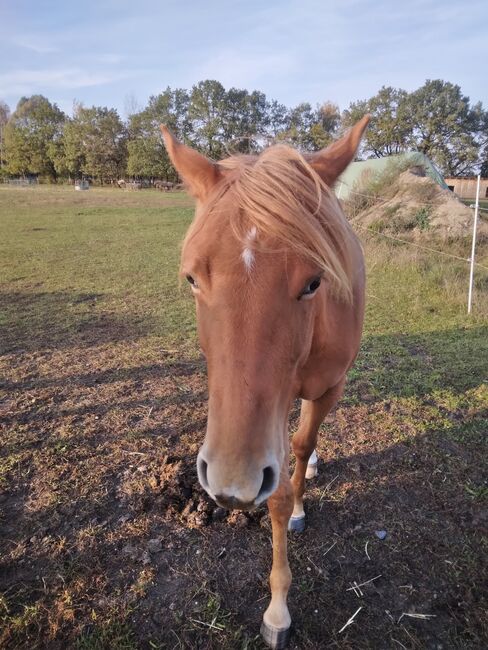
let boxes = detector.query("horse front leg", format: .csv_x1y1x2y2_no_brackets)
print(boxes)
261,468,294,649
289,378,345,532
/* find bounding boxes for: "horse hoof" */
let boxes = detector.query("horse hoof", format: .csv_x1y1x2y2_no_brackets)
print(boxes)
305,462,318,479
260,621,291,649
288,515,306,533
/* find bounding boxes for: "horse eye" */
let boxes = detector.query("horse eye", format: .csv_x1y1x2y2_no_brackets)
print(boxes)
186,275,198,288
308,278,321,292
299,277,321,299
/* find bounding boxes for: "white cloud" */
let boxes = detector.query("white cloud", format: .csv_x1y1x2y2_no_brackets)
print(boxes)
193,49,298,91
0,67,133,96
13,36,58,54
96,53,125,65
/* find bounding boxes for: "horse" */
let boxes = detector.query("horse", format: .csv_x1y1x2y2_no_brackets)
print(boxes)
160,116,369,649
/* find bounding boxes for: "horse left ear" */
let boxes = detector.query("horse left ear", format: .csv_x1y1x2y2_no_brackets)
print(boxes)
309,115,370,186
160,125,222,200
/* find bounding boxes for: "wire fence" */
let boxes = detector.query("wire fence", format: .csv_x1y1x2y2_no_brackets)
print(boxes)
354,223,488,272
337,175,488,314
337,180,488,271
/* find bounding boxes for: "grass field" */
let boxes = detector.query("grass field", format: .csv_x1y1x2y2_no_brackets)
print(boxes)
1,185,487,649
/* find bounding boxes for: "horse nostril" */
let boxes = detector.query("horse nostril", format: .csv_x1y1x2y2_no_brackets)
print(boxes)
257,466,276,502
197,456,209,489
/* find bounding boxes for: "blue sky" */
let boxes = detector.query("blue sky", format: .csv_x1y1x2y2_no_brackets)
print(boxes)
1,0,487,117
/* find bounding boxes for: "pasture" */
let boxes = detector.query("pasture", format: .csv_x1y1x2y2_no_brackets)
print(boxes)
1,185,487,649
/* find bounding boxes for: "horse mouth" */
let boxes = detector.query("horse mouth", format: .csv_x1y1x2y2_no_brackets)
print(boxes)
214,494,257,511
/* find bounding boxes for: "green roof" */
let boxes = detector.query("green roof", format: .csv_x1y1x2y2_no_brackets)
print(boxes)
336,152,448,199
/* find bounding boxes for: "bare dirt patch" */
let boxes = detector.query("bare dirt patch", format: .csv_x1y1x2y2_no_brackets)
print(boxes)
1,330,487,649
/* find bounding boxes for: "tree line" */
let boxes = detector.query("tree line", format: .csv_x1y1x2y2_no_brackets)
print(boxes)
0,78,487,184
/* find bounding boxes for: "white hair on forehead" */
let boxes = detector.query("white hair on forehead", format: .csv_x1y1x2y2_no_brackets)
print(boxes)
241,226,257,271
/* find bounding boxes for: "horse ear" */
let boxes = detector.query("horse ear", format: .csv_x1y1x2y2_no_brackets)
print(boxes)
160,125,221,200
309,115,370,186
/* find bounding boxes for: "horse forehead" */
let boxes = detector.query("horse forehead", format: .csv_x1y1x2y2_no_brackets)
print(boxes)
184,208,304,281
185,220,264,274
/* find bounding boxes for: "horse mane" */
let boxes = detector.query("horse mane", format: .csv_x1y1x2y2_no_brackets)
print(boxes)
185,144,357,302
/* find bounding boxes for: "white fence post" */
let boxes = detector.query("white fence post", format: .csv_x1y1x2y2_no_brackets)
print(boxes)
467,174,481,314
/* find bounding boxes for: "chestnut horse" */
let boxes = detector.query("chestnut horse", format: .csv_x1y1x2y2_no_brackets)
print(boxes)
161,116,369,649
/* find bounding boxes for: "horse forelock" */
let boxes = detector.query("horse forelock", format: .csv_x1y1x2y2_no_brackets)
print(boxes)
182,145,355,301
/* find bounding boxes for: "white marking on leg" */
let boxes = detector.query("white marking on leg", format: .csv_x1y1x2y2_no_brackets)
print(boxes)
263,596,291,633
292,503,305,518
306,449,318,479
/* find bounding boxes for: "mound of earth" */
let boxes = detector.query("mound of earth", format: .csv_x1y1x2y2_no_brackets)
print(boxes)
349,169,487,239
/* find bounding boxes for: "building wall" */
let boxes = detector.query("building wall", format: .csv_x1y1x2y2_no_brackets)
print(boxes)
445,177,488,199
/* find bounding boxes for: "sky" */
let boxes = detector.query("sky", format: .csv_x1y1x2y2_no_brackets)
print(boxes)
1,0,487,118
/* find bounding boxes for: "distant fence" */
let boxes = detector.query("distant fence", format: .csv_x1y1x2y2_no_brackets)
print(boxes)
4,177,39,186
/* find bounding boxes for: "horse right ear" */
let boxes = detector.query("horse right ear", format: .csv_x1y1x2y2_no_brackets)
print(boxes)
308,115,370,187
160,126,222,201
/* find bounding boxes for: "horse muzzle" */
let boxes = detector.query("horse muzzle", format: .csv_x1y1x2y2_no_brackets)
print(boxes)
196,451,279,510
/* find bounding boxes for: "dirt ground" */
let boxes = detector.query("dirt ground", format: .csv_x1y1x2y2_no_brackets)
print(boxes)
2,329,487,649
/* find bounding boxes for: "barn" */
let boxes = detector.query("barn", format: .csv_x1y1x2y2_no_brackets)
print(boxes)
444,176,488,199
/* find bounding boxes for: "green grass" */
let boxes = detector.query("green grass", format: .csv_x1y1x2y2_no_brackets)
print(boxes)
0,186,197,353
2,186,487,354
76,619,137,650
460,198,488,210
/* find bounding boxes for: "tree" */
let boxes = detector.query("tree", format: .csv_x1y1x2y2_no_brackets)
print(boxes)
0,100,9,127
188,80,227,158
343,80,485,176
3,95,65,179
342,86,411,158
264,99,289,141
279,102,316,149
275,101,340,151
0,100,10,171
405,80,482,176
217,88,269,153
477,105,488,178
480,109,488,176
126,87,190,180
47,136,70,179
125,81,342,178
62,105,127,183
247,90,269,150
309,102,341,150
221,87,252,152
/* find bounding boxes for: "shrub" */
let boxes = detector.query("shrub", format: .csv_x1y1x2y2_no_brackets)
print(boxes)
414,206,431,230
390,213,417,233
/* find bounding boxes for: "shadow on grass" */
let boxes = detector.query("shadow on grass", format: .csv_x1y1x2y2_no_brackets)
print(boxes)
1,358,205,392
0,290,157,354
348,324,488,402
